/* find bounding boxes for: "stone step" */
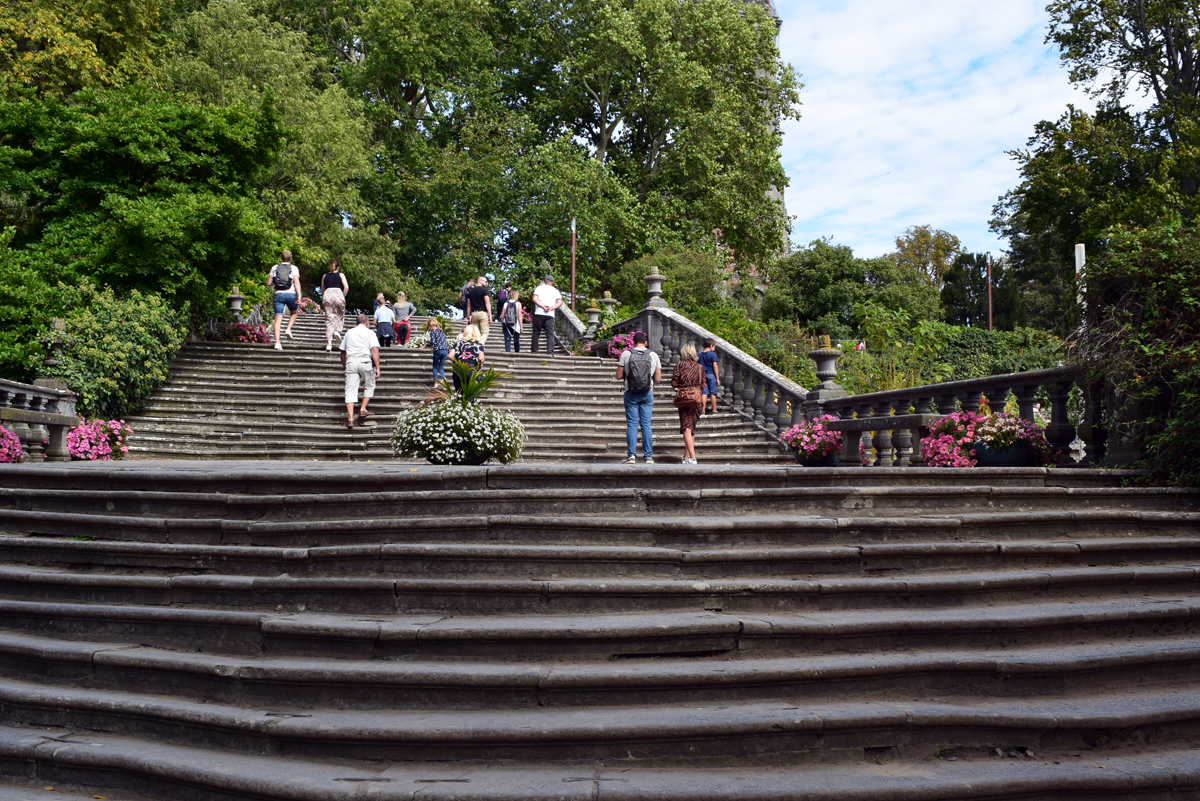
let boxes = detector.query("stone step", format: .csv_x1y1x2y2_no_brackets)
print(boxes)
3,595,1195,658
0,463,1150,493
5,533,1198,580
2,670,1199,763
4,628,1198,710
4,722,1200,801
0,559,1195,615
2,484,1192,522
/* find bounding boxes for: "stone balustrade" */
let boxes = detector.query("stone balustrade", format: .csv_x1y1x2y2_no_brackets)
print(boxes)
605,307,808,439
807,366,1088,467
0,378,79,461
554,304,588,353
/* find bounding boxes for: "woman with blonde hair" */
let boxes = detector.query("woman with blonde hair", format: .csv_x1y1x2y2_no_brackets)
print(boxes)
671,343,705,465
320,259,348,351
427,317,450,381
450,321,486,394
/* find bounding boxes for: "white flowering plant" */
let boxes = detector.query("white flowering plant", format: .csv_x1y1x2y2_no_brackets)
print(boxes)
390,362,526,464
403,331,431,349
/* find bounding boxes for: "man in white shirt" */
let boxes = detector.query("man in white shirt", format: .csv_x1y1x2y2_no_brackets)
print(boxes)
531,274,563,355
339,314,381,428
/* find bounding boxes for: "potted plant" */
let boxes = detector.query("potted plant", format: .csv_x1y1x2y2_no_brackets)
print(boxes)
922,410,1057,467
390,361,526,465
780,414,842,466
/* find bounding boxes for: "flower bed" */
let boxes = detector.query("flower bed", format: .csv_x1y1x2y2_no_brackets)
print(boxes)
0,425,24,463
921,410,1057,467
297,297,320,314
66,419,132,461
608,330,645,358
219,322,271,344
403,331,432,349
780,414,842,460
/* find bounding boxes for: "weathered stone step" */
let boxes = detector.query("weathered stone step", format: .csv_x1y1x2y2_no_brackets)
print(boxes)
2,671,1199,763
3,595,1196,659
5,721,1200,801
5,533,1198,580
5,628,1198,711
2,484,1192,523
0,561,1195,615
0,463,1151,494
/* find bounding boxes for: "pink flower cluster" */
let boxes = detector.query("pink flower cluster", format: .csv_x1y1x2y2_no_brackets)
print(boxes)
921,411,985,467
608,331,646,358
0,425,24,463
921,410,1060,467
780,414,843,458
222,322,271,344
66,419,133,461
298,297,320,314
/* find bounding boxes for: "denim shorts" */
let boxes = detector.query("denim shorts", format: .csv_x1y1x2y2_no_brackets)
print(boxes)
703,373,718,395
273,293,298,315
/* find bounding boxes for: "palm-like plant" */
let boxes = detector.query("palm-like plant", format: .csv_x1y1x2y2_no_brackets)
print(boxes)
425,361,511,407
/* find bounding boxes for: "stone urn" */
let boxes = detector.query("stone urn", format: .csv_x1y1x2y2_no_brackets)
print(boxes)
227,287,246,314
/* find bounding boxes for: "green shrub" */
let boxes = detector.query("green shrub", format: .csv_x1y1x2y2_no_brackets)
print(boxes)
938,326,1062,382
1080,220,1200,483
43,284,189,419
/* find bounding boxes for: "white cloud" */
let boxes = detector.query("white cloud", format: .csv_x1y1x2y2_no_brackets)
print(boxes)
774,0,1094,258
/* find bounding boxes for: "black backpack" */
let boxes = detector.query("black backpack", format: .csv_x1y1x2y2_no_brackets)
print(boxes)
626,348,653,393
456,284,470,311
502,299,520,326
271,263,293,291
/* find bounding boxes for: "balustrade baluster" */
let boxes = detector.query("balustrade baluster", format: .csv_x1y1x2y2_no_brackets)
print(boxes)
1015,383,1039,423
788,390,805,429
873,400,894,466
858,403,875,466
909,395,934,467
762,381,780,435
751,375,766,426
658,325,673,364
1045,379,1076,451
892,396,912,466
739,365,755,418
960,391,983,413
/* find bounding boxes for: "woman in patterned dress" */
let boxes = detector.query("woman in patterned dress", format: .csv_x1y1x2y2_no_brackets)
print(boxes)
321,260,349,351
671,344,705,465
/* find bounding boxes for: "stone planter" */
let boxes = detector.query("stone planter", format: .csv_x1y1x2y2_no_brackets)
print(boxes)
971,441,1031,467
793,449,839,467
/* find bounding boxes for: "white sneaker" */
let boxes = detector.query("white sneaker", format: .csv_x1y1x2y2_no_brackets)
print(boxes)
644,457,654,464
273,342,283,351
334,331,343,342
622,455,636,464
284,329,295,340
688,457,698,465
325,345,332,352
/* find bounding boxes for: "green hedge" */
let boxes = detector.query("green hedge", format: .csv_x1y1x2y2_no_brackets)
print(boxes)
938,326,1062,382
44,284,189,419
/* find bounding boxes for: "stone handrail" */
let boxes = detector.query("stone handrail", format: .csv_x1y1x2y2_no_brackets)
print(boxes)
810,366,1090,467
604,306,808,439
554,304,588,352
0,378,79,461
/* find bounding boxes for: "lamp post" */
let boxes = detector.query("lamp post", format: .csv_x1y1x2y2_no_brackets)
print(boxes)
570,216,577,312
986,256,993,332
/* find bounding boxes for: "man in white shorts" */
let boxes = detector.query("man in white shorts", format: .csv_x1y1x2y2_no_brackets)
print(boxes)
339,314,381,428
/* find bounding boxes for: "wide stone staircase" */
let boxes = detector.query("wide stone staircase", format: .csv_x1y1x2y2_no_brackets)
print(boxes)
125,312,786,463
0,461,1199,798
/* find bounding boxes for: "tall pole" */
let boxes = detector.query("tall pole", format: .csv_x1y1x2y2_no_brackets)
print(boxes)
570,216,577,312
986,254,993,332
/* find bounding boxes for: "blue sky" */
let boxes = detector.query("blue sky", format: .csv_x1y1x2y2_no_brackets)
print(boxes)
773,0,1094,258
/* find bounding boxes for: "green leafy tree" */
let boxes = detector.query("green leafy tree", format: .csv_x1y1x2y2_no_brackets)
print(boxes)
940,252,1022,330
761,240,942,339
156,1,394,304
609,247,726,311
994,1,1200,333
893,225,961,287
0,87,278,377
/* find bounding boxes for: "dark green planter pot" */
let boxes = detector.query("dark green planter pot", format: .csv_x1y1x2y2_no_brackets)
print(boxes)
972,441,1031,467
794,450,840,467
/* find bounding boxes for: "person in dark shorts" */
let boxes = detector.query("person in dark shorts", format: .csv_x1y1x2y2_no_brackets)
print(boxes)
699,338,721,414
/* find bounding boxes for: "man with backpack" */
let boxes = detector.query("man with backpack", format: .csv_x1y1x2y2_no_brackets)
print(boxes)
266,250,301,351
614,330,661,464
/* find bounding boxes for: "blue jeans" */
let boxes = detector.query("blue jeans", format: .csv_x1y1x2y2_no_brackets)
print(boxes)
624,390,654,458
432,349,449,380
503,323,520,352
